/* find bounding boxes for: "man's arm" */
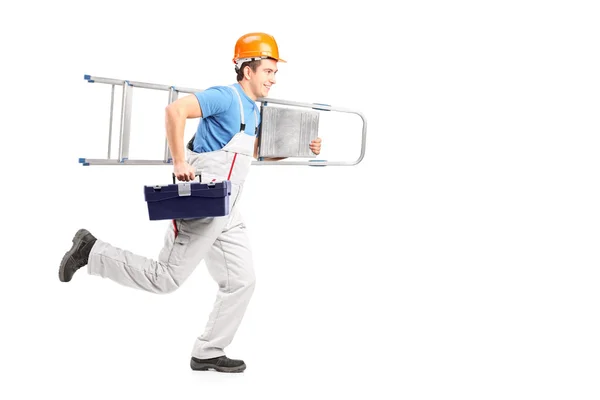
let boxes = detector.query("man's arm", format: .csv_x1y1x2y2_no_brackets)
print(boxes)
165,95,202,180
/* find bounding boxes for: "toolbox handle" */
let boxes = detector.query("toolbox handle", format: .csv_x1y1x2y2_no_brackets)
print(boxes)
172,170,202,184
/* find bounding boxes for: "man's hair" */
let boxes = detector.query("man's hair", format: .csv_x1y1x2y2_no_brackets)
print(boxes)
236,60,262,82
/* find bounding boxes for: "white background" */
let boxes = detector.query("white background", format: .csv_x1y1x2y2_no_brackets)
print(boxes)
1,1,600,399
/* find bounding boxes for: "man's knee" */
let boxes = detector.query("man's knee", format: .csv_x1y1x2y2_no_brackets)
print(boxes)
155,262,194,294
239,268,256,292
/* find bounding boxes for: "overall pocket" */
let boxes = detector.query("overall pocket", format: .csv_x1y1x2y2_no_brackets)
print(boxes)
168,232,190,266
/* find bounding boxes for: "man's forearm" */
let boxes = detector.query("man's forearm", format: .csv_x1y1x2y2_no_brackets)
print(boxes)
165,107,186,164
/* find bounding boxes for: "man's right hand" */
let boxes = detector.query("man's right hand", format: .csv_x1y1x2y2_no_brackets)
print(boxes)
173,161,196,182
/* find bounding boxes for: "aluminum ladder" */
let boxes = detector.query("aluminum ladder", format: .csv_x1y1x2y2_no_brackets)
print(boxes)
78,75,367,167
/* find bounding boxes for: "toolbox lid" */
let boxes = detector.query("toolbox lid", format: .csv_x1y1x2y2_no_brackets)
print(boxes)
144,180,231,203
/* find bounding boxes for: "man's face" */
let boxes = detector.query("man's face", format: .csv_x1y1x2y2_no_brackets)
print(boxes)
248,58,278,99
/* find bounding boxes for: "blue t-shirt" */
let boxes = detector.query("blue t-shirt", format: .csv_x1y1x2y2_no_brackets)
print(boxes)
192,83,261,153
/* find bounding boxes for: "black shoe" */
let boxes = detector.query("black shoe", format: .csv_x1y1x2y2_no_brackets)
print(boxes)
190,356,246,373
59,229,97,282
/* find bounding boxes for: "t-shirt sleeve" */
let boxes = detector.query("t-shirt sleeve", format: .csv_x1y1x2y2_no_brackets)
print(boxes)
194,86,234,118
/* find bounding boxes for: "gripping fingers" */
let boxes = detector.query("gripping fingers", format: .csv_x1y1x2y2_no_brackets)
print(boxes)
310,138,322,155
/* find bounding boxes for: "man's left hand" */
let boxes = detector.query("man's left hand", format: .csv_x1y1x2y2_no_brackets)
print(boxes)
310,137,322,155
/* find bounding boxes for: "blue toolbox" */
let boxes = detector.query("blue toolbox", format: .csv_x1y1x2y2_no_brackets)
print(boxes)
144,174,232,220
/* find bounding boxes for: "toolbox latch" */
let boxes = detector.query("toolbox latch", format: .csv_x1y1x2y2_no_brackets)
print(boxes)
178,183,192,196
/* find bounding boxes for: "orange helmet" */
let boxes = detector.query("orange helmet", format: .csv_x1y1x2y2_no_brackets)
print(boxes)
233,32,286,69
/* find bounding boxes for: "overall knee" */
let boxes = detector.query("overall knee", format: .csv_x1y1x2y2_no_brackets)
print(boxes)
156,263,193,294
150,274,180,294
158,280,180,294
231,269,256,294
242,269,256,293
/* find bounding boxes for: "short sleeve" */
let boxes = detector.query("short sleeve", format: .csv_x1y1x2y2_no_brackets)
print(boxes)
194,86,234,118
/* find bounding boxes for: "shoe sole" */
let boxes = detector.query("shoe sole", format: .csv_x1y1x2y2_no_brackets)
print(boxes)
190,359,246,373
59,229,91,283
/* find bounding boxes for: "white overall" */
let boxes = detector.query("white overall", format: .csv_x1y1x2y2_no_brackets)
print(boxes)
87,86,258,359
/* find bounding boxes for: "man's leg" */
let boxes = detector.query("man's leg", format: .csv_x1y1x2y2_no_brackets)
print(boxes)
61,217,228,294
191,209,255,370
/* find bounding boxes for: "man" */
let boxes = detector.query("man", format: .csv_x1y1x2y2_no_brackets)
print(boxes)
58,32,322,373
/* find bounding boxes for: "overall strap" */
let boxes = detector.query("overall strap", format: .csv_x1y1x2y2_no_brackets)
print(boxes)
228,85,258,135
